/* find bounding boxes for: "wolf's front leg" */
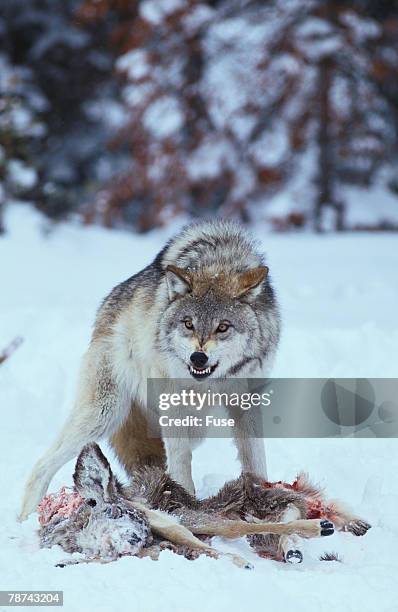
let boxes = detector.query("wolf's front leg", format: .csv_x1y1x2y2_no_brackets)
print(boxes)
234,437,267,479
163,437,195,494
231,409,267,479
19,352,129,521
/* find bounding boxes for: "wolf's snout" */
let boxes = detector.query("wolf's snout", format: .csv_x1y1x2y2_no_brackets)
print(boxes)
188,352,218,379
190,351,208,368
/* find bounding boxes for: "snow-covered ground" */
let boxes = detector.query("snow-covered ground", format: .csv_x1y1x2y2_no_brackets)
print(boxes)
0,204,397,612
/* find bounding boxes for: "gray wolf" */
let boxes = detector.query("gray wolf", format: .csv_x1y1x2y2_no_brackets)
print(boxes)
20,220,281,520
39,443,351,567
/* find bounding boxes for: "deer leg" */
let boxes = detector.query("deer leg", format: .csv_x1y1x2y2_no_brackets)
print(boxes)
323,499,371,536
278,505,305,564
188,517,334,539
136,544,162,561
55,556,115,568
129,503,333,568
132,502,253,569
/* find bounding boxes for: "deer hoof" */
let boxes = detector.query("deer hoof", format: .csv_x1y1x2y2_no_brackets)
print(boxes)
344,519,371,536
320,520,334,536
285,549,303,564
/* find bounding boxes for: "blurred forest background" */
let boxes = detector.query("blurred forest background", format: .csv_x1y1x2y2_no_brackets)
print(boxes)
1,0,398,234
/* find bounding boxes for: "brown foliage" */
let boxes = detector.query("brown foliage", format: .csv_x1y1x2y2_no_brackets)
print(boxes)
78,0,398,232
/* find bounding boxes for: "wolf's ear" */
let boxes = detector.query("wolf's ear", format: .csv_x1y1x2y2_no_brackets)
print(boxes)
73,443,118,504
165,265,192,300
234,266,268,298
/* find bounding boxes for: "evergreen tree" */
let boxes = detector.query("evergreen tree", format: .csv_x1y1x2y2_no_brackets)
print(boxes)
81,0,398,231
1,0,398,231
0,0,120,223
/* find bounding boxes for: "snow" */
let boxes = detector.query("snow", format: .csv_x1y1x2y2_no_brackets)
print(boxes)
343,184,398,227
30,29,89,61
249,121,289,167
182,4,214,34
140,0,187,25
116,49,151,81
7,159,38,190
294,16,342,59
202,15,276,131
299,33,342,60
143,96,184,138
340,11,381,42
1,204,398,612
187,137,235,180
258,146,398,230
83,100,127,130
123,83,155,107
270,52,301,76
0,52,47,137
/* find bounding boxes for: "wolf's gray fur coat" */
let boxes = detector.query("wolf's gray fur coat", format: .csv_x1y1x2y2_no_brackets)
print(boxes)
20,220,281,520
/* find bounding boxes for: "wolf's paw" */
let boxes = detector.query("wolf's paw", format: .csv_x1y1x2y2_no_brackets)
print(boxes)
285,549,303,564
320,519,334,536
344,519,371,536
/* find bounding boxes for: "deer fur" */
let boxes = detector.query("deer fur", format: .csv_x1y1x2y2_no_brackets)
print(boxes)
38,444,370,568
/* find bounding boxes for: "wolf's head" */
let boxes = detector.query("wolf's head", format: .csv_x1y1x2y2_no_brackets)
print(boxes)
158,264,279,379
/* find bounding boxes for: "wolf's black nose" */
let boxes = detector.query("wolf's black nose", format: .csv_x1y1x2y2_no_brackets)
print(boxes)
190,351,208,368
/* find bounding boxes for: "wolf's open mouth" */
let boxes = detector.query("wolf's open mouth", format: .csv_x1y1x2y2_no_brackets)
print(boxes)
188,363,218,380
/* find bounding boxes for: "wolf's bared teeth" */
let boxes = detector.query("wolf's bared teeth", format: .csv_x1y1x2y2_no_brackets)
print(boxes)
189,364,215,377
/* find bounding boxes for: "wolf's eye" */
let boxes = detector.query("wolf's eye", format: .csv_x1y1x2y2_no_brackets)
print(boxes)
216,322,230,333
184,319,194,330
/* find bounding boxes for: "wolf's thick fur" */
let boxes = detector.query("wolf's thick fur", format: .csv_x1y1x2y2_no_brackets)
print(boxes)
20,221,281,520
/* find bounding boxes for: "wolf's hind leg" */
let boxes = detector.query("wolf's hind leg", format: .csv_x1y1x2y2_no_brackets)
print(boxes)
111,406,166,473
19,415,100,521
19,353,129,521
